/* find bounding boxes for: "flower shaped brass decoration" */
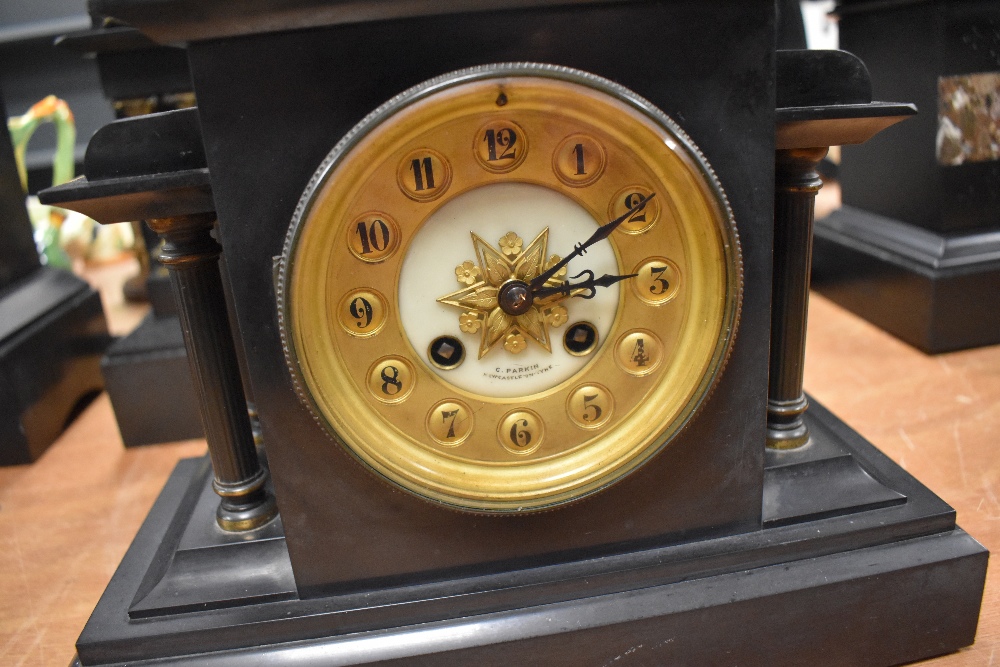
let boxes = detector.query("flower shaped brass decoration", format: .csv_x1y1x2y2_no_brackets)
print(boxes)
498,232,523,257
455,260,481,285
438,229,571,358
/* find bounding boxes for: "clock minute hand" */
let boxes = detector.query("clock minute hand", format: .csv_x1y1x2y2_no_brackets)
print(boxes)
533,270,639,300
529,192,656,290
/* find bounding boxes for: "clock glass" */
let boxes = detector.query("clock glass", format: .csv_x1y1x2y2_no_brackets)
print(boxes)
278,64,742,512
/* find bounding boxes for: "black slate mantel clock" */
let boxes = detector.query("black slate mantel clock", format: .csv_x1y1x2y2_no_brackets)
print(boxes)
42,1,987,665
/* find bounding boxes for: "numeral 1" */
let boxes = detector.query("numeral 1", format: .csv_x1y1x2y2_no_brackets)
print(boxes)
554,135,605,187
484,129,499,161
573,143,586,175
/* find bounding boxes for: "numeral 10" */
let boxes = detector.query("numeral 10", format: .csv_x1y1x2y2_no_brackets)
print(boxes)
355,219,390,255
348,213,398,262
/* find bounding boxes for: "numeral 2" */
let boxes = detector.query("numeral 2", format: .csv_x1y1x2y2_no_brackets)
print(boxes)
624,193,647,224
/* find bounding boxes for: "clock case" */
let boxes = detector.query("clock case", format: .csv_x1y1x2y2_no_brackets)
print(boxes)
43,0,987,664
160,1,777,594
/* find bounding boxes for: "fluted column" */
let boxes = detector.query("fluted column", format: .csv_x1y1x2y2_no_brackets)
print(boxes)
147,213,277,529
766,147,828,450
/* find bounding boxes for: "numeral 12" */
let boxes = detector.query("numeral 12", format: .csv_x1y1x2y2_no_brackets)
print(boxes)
484,128,517,161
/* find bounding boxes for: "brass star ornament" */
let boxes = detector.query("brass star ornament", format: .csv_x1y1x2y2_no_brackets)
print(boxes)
438,229,570,358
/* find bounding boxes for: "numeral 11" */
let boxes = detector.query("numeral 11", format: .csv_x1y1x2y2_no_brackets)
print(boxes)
411,157,436,191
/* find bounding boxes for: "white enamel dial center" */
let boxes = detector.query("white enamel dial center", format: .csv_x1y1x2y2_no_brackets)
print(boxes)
398,182,620,398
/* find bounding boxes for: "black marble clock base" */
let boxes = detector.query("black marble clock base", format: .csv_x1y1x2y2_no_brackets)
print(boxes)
0,267,108,465
73,400,987,667
101,312,204,446
812,206,1000,354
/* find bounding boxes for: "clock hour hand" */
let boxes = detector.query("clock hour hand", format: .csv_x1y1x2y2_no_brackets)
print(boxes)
532,269,638,300
528,192,655,290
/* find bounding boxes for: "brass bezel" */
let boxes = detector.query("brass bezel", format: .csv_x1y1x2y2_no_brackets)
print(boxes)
276,63,743,513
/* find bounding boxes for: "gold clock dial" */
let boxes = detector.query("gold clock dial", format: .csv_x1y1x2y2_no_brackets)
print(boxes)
278,64,742,512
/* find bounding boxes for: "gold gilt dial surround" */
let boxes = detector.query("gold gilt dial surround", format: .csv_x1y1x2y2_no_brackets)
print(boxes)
277,63,742,513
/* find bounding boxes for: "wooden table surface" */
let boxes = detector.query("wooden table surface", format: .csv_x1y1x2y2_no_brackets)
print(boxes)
0,257,996,666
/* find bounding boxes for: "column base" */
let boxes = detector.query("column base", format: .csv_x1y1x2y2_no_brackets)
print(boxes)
766,396,810,449
217,487,279,532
